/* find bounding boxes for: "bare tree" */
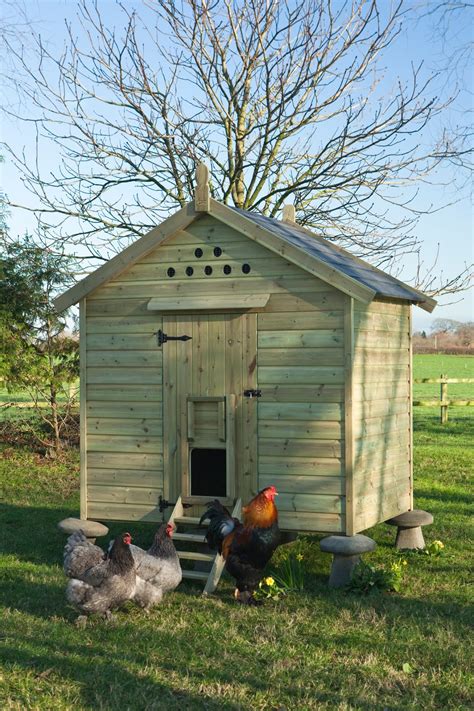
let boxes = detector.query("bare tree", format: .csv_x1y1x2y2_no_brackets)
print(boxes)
2,0,472,290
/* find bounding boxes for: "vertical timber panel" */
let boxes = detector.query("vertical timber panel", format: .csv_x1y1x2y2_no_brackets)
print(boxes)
226,315,242,498
163,315,177,502
80,299,88,519
178,316,193,498
242,312,258,502
344,296,355,535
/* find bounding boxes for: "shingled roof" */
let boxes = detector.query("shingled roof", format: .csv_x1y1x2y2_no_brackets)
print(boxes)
230,207,429,305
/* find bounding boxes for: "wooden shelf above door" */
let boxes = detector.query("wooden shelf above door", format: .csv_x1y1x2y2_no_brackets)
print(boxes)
147,294,270,311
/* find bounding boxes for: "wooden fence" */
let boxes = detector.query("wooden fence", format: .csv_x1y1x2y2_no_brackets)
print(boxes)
413,375,474,423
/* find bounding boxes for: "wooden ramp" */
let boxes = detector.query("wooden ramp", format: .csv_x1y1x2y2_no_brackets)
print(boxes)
168,496,242,594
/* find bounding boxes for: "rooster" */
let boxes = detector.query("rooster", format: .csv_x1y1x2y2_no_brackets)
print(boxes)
65,531,136,625
200,486,280,604
129,523,182,611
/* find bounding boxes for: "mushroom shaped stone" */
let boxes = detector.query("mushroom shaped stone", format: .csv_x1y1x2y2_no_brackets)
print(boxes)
320,534,376,588
58,517,109,543
385,509,433,550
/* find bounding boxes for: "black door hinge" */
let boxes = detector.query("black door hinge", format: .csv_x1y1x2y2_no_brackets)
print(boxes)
155,329,192,347
243,389,262,398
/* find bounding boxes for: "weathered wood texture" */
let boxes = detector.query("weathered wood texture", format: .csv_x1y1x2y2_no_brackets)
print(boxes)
351,300,412,532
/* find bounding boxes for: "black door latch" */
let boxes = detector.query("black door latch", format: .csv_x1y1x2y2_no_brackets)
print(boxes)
155,329,192,347
243,389,262,398
159,496,192,513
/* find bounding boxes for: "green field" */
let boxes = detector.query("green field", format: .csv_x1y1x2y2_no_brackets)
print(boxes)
0,355,473,709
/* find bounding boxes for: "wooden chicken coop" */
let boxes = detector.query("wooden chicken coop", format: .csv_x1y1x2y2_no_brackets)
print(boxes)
55,165,436,539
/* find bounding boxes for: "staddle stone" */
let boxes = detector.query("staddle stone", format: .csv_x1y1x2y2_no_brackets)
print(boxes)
385,509,433,550
58,517,109,540
320,534,376,556
320,534,376,588
386,510,433,528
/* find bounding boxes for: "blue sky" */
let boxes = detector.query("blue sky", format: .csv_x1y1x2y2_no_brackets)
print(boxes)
1,0,472,331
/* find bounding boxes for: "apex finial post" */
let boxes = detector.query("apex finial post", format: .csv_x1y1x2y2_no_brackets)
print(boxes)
282,204,296,223
195,162,210,212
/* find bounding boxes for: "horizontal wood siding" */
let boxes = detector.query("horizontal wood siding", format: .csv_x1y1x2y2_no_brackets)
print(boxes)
352,300,411,532
84,309,164,521
85,214,344,529
257,287,345,533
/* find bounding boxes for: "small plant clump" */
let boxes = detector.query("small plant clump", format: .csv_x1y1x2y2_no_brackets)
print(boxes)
347,559,407,595
255,576,287,601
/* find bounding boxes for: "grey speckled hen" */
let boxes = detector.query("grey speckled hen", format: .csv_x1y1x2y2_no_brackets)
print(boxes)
129,523,182,610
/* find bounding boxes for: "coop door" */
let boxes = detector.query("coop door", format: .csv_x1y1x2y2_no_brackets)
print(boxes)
162,313,257,504
187,395,235,499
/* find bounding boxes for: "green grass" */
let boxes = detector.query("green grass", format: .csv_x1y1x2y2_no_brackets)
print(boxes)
0,360,473,709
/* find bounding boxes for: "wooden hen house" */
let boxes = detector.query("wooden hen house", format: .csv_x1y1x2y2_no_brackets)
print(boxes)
55,167,436,545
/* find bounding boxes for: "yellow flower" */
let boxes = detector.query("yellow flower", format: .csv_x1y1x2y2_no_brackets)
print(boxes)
296,553,304,561
264,577,275,587
402,560,408,566
433,540,444,549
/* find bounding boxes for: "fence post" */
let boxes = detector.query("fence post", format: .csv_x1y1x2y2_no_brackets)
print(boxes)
440,374,448,424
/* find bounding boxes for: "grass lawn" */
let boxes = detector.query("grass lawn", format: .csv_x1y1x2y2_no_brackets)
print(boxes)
0,364,473,709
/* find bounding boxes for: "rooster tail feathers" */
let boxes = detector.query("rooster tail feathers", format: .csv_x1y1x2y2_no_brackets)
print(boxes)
200,499,237,551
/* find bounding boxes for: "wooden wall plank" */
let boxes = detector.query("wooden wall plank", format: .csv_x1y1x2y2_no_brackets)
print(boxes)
261,385,343,403
86,368,162,384
88,468,163,488
259,311,343,330
258,330,344,348
259,456,342,477
258,348,344,367
259,366,344,385
259,419,342,440
88,418,162,437
259,438,341,458
87,452,163,470
87,402,162,418
258,402,342,421
87,435,163,454
88,485,162,506
260,474,344,495
277,492,344,514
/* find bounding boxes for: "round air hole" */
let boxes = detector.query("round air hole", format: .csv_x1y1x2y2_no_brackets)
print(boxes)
204,265,213,276
194,248,203,258
242,263,251,274
223,264,232,275
213,246,222,257
185,266,194,277
167,267,176,278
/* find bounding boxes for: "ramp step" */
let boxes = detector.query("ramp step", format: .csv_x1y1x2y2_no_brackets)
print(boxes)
177,551,214,562
174,516,206,525
181,570,209,581
173,532,207,543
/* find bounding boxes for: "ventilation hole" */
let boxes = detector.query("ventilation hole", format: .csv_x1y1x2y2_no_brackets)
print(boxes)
194,248,203,258
223,264,232,275
242,263,251,274
185,266,194,277
204,265,213,276
213,246,222,257
167,267,176,278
